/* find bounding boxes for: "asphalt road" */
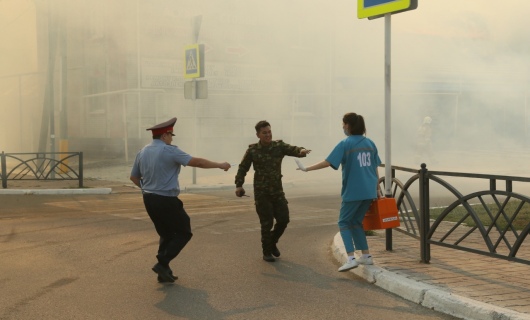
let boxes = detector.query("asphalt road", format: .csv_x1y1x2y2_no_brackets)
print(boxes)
0,183,455,320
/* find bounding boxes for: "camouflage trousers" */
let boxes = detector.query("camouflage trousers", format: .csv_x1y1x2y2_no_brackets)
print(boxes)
254,193,290,255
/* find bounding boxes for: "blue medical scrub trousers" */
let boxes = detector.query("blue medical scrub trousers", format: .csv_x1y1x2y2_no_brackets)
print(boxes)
338,199,372,253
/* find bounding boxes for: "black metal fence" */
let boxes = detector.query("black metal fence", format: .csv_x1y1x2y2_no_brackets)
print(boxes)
1,152,84,188
384,164,530,266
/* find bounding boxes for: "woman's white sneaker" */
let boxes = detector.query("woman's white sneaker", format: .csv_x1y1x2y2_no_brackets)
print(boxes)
358,256,373,265
338,259,359,272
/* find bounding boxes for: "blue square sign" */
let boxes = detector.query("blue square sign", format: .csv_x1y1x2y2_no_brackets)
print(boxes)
365,0,397,7
358,0,412,19
184,44,204,78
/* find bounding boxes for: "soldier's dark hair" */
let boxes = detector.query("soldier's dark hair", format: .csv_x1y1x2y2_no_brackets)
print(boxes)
343,113,366,135
255,120,271,133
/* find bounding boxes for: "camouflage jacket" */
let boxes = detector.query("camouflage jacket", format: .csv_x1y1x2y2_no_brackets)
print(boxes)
235,140,306,195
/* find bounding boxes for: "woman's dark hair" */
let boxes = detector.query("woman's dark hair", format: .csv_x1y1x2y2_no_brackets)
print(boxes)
343,113,366,135
255,120,271,133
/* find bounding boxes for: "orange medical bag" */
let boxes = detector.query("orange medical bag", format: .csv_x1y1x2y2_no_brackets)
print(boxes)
362,197,400,230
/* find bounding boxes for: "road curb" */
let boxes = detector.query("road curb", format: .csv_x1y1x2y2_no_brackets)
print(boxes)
0,188,112,195
331,233,529,320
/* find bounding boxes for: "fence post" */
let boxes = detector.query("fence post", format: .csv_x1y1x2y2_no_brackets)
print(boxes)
385,167,396,251
419,163,430,263
1,152,6,188
79,152,83,188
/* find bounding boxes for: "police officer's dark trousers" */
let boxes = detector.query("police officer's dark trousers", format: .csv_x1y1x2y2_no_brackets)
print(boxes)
255,193,290,255
142,193,193,267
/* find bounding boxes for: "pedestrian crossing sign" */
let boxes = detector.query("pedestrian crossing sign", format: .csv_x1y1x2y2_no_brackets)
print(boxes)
184,44,205,79
358,0,415,19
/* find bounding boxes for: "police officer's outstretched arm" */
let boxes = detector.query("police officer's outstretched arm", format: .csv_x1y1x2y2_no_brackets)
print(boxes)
187,157,231,171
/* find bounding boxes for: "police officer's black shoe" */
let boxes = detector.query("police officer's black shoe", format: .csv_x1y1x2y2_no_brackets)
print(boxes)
168,269,177,280
152,263,175,283
271,244,281,258
263,254,276,262
158,275,177,282
158,272,178,283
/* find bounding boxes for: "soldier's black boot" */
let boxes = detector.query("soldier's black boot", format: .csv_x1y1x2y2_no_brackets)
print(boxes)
263,253,276,262
271,244,281,258
262,240,275,262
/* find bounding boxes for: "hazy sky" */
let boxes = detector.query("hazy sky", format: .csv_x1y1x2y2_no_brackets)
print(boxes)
0,0,37,75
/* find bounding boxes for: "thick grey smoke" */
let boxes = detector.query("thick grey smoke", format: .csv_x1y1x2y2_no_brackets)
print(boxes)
1,0,530,180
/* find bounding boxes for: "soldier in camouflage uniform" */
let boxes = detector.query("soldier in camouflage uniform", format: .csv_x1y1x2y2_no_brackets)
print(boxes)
235,120,311,262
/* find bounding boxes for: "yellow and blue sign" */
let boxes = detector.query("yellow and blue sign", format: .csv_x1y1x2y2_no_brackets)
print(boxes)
184,44,205,79
358,0,414,19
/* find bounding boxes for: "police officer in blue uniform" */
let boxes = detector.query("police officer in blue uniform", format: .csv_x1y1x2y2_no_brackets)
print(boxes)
130,117,231,282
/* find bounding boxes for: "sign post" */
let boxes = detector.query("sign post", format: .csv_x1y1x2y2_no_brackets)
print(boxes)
358,0,417,198
183,43,204,185
184,17,206,184
358,0,417,250
384,13,391,199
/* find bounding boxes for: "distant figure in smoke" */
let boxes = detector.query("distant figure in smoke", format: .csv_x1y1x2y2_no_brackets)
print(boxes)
130,117,231,283
415,116,435,164
234,120,311,262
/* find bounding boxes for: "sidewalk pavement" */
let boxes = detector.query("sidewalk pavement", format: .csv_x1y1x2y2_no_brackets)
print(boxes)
332,231,530,320
2,165,530,320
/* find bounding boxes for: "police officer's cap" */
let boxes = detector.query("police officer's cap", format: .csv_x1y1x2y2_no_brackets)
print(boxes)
146,117,177,136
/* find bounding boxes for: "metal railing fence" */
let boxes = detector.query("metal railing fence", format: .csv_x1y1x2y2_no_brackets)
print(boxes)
383,164,530,265
1,151,83,188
